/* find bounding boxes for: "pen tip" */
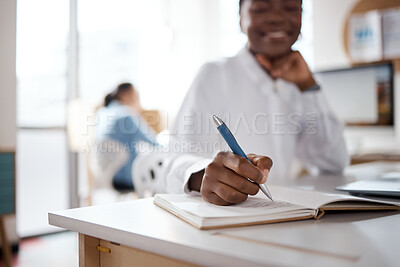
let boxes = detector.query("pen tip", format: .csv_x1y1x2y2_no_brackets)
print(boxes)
212,115,223,127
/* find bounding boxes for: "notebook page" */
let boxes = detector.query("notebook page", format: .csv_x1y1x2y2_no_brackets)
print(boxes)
156,194,308,219
269,185,390,210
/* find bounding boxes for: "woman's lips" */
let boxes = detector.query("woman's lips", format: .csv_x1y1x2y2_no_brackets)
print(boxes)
260,31,290,41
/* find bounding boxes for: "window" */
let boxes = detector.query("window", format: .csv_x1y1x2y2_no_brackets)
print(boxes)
17,0,69,127
16,0,70,237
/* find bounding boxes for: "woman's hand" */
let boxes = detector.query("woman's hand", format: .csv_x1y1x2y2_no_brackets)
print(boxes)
189,152,273,206
256,51,316,92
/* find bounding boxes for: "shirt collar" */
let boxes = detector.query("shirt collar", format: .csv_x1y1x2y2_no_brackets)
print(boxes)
108,100,122,107
235,47,275,90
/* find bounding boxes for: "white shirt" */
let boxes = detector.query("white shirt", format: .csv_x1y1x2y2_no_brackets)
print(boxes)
146,48,349,194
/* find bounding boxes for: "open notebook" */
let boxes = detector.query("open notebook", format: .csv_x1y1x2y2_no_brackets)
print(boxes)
154,185,400,230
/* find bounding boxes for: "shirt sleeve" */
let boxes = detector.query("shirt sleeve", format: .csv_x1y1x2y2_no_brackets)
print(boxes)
296,90,349,175
160,63,225,193
162,154,212,195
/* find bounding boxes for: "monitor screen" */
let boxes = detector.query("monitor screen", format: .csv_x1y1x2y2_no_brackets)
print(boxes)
315,64,393,126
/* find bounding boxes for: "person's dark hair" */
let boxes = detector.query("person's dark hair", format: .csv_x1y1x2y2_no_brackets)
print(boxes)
104,83,134,107
239,0,302,13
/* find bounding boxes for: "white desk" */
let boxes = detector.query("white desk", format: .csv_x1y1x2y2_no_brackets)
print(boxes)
49,175,400,267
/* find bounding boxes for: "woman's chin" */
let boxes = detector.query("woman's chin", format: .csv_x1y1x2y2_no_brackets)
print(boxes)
259,49,293,60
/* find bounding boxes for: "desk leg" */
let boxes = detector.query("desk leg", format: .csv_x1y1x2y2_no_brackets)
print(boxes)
79,234,100,267
0,217,12,267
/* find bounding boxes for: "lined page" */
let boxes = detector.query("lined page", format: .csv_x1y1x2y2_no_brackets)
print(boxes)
269,185,400,210
155,194,307,219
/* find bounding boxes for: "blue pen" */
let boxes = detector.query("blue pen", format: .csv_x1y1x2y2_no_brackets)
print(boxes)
212,115,273,201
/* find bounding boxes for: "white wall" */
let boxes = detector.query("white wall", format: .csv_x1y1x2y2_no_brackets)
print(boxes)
0,0,18,247
0,0,17,150
395,65,400,142
313,0,400,149
313,0,358,71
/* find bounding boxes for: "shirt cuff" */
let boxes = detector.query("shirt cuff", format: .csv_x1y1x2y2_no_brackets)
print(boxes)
300,90,328,113
182,158,212,195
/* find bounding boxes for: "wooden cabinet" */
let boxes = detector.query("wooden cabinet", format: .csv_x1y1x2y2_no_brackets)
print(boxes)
79,234,199,267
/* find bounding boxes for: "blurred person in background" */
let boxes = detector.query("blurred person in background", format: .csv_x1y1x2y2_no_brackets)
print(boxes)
95,83,158,190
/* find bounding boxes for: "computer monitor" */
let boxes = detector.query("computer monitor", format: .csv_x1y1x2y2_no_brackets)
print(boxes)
315,63,393,126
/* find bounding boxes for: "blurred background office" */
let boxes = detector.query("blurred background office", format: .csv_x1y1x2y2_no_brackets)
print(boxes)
1,0,399,266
